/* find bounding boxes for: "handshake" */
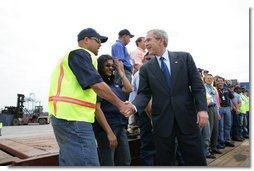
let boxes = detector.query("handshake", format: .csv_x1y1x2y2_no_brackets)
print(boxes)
119,101,137,117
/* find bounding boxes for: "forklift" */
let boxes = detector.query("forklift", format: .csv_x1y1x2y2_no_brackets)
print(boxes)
1,94,50,125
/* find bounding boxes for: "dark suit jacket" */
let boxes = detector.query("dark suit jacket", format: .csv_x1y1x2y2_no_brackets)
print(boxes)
133,51,208,137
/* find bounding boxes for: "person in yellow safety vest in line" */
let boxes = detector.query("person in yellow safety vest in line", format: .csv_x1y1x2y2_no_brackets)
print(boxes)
238,87,249,139
48,28,135,166
241,87,249,133
0,116,2,136
244,89,250,133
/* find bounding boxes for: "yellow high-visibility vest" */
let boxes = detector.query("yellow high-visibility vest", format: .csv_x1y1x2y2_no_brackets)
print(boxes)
243,94,249,112
239,93,247,114
48,48,97,122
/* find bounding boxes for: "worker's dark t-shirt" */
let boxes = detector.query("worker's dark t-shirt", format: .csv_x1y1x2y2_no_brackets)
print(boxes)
218,87,234,107
68,49,103,90
94,84,129,132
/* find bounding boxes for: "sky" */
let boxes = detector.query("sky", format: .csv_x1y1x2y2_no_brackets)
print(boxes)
0,0,251,112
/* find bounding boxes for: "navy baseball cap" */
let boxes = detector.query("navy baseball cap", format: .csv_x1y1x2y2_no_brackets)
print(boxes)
77,28,108,43
118,29,134,38
234,86,240,91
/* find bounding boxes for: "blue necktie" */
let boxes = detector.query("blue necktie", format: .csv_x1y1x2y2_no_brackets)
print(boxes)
160,57,171,88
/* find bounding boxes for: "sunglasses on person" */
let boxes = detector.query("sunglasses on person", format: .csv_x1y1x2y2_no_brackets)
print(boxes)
105,64,116,69
105,64,114,67
89,37,101,44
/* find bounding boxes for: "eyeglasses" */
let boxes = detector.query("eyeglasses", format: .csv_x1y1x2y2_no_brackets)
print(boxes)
105,64,115,68
89,37,101,44
145,57,151,60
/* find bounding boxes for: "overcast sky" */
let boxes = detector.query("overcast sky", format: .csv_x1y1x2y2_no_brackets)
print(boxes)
0,0,251,111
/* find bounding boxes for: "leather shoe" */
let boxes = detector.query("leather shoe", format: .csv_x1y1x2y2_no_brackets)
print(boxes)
212,149,222,154
206,154,216,159
243,135,249,139
217,144,225,149
225,141,235,147
232,137,243,141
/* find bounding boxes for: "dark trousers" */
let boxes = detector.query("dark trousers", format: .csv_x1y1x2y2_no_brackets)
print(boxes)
175,139,184,166
208,105,218,150
135,112,156,166
231,110,242,139
246,111,249,133
154,120,207,166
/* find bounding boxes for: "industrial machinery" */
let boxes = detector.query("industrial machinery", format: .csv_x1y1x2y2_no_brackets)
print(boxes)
1,94,49,126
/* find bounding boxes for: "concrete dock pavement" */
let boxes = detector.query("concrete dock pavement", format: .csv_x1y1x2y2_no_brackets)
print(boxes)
0,124,54,139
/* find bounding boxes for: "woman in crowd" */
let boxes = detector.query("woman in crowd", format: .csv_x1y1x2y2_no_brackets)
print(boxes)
94,54,132,166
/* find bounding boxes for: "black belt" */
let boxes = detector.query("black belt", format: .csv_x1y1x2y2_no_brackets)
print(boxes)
221,105,230,107
208,104,216,108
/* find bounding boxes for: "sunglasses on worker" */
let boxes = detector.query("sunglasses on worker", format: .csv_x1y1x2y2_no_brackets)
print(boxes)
89,37,101,44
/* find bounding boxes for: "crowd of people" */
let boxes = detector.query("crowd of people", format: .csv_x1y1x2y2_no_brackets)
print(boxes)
0,117,2,136
199,70,249,159
48,27,249,166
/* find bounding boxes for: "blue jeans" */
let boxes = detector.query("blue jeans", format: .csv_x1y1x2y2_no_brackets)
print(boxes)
95,126,131,166
50,116,99,166
239,114,248,136
217,107,232,146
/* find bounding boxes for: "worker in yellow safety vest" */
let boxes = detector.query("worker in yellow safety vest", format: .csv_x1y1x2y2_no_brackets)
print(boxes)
48,28,135,166
0,117,2,136
238,87,249,138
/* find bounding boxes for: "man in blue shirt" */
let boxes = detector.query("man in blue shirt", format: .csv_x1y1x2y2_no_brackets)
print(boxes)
111,29,134,83
204,74,221,157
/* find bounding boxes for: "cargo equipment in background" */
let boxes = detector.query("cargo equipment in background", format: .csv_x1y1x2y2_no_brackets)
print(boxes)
1,94,49,126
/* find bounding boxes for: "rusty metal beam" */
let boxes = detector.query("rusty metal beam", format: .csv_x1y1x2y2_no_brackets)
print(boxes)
13,154,58,166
